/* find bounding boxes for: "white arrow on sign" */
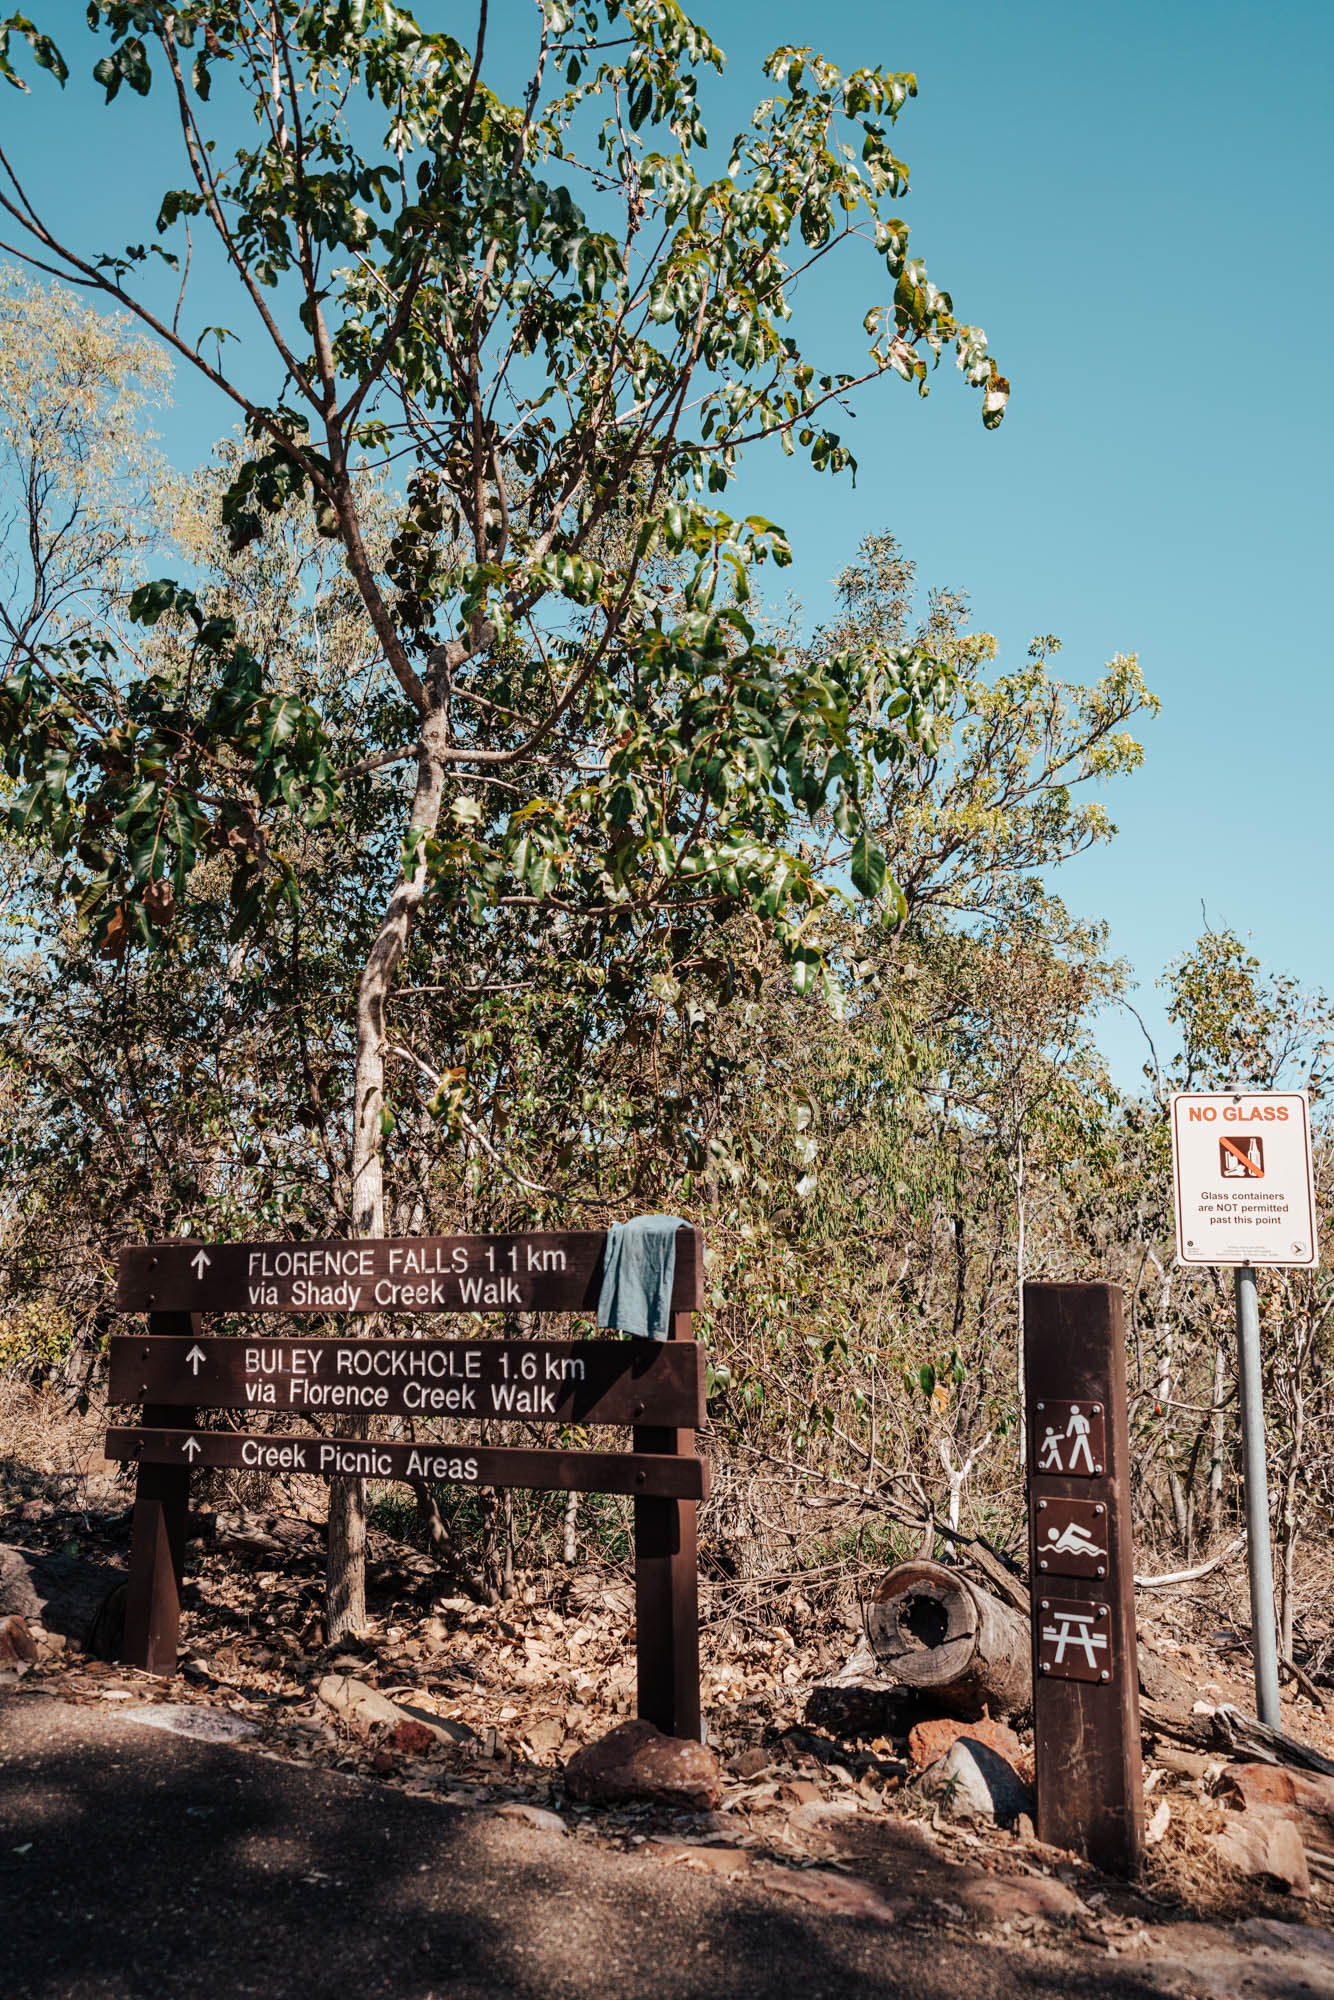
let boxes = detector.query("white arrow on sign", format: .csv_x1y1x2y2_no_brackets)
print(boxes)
185,1345,207,1376
190,1249,212,1280
182,1436,202,1462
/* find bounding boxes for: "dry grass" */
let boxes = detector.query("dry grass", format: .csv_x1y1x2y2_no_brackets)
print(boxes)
0,1378,125,1513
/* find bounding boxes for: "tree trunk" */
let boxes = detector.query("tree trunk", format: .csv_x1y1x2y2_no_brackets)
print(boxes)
1279,1367,1306,1660
327,704,451,1642
1209,1337,1227,1536
864,1559,1032,1720
1024,1120,1032,1464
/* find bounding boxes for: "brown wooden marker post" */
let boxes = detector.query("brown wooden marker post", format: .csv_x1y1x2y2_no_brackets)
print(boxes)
633,1232,704,1741
121,1310,198,1677
1024,1281,1144,1876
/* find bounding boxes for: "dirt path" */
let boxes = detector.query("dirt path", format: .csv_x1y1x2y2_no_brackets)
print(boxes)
4,1692,1332,2000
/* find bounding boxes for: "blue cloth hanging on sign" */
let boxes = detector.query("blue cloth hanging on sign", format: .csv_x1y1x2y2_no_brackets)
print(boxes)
596,1215,689,1341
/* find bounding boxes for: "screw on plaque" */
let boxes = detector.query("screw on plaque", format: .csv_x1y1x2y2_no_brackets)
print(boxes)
1100,1670,1110,1682
1038,1499,1048,1511
1039,1561,1048,1571
1094,1504,1104,1516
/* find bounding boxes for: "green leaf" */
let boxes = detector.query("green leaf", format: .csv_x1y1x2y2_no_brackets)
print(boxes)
849,831,886,898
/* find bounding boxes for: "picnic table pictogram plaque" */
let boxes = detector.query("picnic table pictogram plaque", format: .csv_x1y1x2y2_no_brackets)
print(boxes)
1036,1597,1113,1682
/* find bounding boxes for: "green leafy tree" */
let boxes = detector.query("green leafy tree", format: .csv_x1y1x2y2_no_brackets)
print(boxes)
0,6,1009,1631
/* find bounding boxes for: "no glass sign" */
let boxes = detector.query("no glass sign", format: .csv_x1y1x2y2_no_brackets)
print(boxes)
1171,1091,1319,1268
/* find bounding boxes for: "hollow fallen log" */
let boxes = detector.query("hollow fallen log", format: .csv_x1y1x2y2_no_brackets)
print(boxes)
863,1559,1031,1720
0,1544,127,1660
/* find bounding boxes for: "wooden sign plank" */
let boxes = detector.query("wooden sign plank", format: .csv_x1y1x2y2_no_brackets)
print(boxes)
104,1426,710,1501
117,1228,701,1317
1024,1281,1144,1876
108,1335,705,1428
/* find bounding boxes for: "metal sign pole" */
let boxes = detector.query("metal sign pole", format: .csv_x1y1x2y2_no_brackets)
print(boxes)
1234,1262,1282,1726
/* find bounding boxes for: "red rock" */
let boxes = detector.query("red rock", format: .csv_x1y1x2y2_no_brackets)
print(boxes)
370,1748,396,1775
753,1864,907,1922
954,1868,1087,1926
919,1740,1032,1826
0,1614,38,1668
778,1778,822,1806
652,1840,749,1875
1211,1807,1311,1896
1219,1761,1334,1856
1218,1763,1300,1810
564,1719,722,1811
387,1719,437,1757
908,1715,1031,1781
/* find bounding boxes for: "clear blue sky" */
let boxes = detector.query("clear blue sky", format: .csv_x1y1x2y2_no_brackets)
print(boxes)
703,0,1334,1087
6,1,1331,1089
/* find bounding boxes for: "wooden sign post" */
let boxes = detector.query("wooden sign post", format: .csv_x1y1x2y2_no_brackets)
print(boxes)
1024,1281,1144,1876
109,1228,708,1739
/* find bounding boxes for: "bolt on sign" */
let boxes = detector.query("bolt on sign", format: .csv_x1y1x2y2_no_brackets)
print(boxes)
1170,1091,1319,1268
1024,1282,1144,1876
107,1229,707,1742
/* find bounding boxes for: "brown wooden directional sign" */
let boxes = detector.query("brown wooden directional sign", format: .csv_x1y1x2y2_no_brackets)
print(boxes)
117,1229,701,1317
1033,1497,1110,1579
114,1226,710,1745
108,1335,705,1428
105,1427,709,1501
1024,1282,1144,1878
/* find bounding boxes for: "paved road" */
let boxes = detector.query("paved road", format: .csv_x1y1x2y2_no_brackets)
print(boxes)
0,1693,1280,2000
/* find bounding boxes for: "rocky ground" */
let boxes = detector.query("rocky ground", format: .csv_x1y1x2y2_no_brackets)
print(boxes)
7,1401,1334,1995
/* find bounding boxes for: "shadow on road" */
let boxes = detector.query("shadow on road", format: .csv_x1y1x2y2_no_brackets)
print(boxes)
1,1694,1170,2000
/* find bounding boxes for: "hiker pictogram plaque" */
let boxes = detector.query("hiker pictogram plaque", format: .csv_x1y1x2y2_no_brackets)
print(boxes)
1031,1398,1106,1477
1037,1597,1112,1683
1033,1497,1109,1579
